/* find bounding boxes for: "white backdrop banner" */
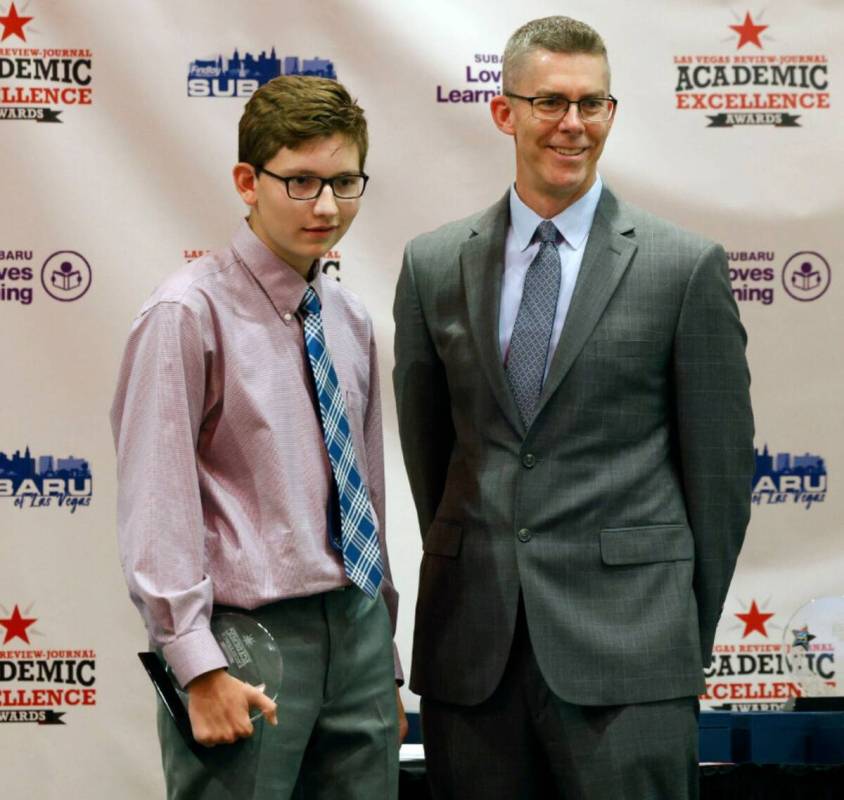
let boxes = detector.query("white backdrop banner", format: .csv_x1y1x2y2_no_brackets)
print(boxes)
1,1,840,795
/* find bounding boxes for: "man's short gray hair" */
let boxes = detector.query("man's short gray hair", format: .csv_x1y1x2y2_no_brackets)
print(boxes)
502,16,609,92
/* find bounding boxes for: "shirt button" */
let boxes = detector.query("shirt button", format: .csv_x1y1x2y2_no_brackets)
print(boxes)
517,528,531,543
522,453,536,468
283,312,293,322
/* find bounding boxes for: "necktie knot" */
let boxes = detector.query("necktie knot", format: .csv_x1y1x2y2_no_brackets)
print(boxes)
536,220,559,245
300,285,321,318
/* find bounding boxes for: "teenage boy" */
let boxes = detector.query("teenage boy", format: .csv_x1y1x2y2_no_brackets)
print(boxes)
112,75,404,800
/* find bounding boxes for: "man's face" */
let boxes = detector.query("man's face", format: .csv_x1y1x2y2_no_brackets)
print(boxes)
492,49,613,216
236,132,361,274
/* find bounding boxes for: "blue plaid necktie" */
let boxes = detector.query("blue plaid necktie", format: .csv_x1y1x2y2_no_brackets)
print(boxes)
506,220,562,427
300,285,384,598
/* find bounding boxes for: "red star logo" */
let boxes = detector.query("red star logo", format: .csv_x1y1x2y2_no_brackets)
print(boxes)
735,600,774,638
0,604,38,644
0,1,33,41
730,12,768,49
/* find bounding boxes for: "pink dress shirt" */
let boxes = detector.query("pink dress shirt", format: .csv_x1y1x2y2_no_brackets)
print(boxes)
111,220,400,688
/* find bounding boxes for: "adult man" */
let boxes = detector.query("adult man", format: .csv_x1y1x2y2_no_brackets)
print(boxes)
394,16,753,800
112,76,404,799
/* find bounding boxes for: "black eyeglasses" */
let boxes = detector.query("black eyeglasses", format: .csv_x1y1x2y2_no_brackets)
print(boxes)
255,166,369,200
504,93,618,123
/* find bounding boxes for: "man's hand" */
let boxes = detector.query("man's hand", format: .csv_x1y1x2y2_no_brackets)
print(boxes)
397,686,408,744
187,668,278,746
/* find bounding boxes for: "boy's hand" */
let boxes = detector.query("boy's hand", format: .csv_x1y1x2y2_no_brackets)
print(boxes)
187,668,278,746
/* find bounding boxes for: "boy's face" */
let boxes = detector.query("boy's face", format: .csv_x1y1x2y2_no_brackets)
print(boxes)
234,133,362,276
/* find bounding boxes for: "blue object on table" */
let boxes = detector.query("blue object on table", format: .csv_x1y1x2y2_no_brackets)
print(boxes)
699,711,844,764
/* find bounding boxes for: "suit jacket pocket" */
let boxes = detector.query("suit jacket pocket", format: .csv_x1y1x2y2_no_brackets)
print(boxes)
423,521,463,557
600,524,693,565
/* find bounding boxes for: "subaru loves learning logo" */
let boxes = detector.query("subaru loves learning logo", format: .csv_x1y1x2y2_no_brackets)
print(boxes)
436,52,502,105
0,248,92,306
728,249,831,306
187,48,336,97
781,251,831,302
40,250,92,301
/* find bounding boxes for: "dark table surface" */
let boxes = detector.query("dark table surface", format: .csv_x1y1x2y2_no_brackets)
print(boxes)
399,711,844,799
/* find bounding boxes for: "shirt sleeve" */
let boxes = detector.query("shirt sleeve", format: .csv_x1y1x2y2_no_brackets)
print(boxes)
363,323,404,685
110,300,227,688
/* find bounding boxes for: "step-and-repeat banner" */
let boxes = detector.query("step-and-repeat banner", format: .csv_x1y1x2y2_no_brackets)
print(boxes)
1,1,840,795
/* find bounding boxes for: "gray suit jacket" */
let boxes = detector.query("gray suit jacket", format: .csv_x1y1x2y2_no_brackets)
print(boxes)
393,186,754,707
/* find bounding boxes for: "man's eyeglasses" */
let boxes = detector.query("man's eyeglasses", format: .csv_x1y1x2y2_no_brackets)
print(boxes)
504,93,618,123
256,166,369,200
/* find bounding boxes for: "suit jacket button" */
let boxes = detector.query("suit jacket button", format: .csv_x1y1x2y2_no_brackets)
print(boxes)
522,453,536,468
517,528,531,542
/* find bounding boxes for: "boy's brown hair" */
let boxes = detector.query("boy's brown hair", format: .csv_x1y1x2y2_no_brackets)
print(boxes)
239,76,368,168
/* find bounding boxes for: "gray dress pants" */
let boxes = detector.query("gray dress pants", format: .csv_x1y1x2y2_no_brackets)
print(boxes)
157,589,399,800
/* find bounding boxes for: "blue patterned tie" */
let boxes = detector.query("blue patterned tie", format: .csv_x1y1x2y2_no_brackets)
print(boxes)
300,285,383,597
506,220,562,427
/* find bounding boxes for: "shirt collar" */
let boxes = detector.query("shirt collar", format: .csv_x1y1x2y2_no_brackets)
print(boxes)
231,218,323,317
509,175,603,252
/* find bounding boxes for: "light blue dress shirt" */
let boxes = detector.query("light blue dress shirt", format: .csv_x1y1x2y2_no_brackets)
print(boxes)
499,176,603,379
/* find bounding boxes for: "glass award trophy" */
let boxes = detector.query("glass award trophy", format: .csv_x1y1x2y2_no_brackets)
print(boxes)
138,612,284,746
782,596,844,711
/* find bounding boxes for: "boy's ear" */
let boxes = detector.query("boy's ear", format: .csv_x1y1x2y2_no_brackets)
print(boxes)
233,163,259,207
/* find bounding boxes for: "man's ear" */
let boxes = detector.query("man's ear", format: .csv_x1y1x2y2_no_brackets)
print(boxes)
490,94,516,136
232,163,258,207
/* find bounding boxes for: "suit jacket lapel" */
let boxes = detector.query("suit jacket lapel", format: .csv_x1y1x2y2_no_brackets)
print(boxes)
534,187,638,420
461,192,525,436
